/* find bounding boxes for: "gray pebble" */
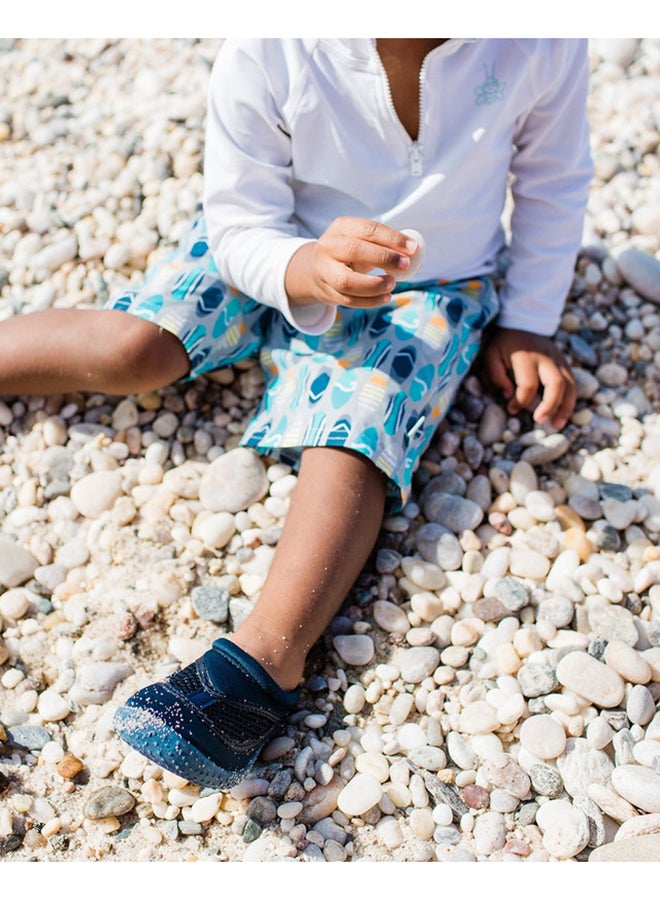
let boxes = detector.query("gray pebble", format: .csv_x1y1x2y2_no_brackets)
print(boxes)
191,584,230,623
587,604,638,645
569,496,603,520
587,520,622,551
415,522,463,570
7,725,52,750
517,663,559,698
529,764,564,799
599,482,633,502
493,576,530,612
246,796,277,824
422,493,483,533
84,786,136,819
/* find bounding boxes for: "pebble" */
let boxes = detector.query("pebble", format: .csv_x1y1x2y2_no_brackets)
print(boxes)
519,715,567,760
336,774,383,817
611,766,660,814
615,246,660,304
190,585,229,623
556,651,625,708
84,786,136,820
199,448,269,512
70,470,123,517
332,634,374,666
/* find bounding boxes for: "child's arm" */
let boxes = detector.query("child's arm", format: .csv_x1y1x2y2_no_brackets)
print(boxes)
479,326,577,430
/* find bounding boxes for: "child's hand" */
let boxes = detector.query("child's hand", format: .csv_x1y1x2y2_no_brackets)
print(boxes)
285,217,419,309
479,326,577,430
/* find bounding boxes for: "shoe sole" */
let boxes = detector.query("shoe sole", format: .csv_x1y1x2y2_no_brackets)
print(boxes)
113,704,253,790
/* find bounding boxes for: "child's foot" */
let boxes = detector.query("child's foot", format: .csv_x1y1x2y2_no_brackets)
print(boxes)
112,638,300,789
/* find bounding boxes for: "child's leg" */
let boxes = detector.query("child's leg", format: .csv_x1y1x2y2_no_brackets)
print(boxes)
0,308,189,395
114,444,386,788
230,445,387,690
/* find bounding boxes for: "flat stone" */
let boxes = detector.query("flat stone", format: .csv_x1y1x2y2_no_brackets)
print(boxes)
517,662,559,698
615,813,660,842
337,773,383,817
614,246,660,304
602,639,652,684
611,765,660,814
0,536,38,588
69,662,134,706
6,725,52,750
589,834,660,862
529,764,564,799
84,786,136,819
520,433,570,466
556,651,625,708
542,807,590,859
492,576,530,612
626,684,656,726
587,604,638,645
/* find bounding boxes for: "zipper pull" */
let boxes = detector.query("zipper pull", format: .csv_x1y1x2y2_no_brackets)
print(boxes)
410,143,423,176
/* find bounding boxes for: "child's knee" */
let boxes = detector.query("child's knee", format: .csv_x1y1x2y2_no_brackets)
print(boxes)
105,311,190,388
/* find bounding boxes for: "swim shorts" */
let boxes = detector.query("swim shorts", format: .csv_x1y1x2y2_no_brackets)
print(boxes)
106,215,500,508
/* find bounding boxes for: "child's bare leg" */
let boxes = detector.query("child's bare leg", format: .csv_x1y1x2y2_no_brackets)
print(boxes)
114,445,387,787
0,308,189,395
230,445,388,689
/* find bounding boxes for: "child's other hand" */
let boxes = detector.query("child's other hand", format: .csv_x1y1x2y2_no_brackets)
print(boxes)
479,327,577,430
286,217,419,309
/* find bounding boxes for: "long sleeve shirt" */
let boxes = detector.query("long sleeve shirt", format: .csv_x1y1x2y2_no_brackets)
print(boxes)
203,38,593,336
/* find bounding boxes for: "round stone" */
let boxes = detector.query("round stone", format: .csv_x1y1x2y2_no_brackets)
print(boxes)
199,448,269,513
332,634,374,666
70,470,123,518
492,576,530,612
337,774,383,817
519,714,566,760
398,646,440,683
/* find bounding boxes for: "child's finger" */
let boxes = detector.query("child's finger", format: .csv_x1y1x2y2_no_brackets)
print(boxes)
338,217,419,255
534,359,577,427
482,346,515,401
322,259,395,306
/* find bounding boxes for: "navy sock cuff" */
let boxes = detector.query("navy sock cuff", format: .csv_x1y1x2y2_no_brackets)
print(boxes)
210,638,300,708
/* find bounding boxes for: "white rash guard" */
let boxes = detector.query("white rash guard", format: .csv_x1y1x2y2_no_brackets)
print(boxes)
203,38,593,336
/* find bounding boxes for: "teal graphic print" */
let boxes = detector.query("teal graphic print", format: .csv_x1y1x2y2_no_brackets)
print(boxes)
474,62,506,105
106,215,500,509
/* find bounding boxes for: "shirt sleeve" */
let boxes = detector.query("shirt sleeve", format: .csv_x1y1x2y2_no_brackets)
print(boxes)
202,40,336,335
497,40,594,336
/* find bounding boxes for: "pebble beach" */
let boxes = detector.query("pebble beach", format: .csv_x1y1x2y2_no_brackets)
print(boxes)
0,37,659,866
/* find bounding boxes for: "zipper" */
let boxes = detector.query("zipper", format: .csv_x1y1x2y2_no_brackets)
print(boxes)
372,39,430,177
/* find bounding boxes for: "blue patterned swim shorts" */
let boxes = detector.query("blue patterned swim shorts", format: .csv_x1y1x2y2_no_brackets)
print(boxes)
106,216,500,508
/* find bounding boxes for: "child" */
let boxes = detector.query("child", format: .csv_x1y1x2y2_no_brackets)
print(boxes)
0,39,592,788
